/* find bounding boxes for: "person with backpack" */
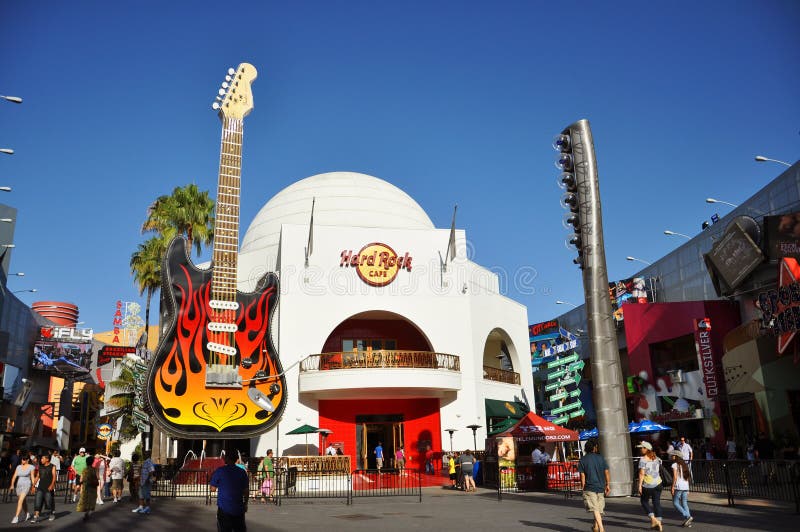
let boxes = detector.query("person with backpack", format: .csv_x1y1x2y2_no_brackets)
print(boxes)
669,450,694,527
636,442,663,531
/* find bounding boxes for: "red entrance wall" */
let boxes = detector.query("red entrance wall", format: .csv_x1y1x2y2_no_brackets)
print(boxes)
321,319,431,352
318,398,441,470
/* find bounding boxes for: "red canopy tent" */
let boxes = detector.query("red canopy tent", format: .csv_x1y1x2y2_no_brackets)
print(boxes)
499,412,579,442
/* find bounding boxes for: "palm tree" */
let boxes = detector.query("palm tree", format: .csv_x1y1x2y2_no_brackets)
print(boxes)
105,357,142,442
130,236,165,336
142,183,215,256
132,183,215,464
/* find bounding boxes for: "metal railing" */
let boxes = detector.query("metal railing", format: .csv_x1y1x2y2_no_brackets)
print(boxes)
352,469,422,502
301,351,460,372
272,467,424,505
485,458,800,512
483,365,521,385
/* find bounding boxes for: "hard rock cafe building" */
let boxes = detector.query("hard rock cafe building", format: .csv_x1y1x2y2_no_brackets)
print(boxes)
234,171,532,469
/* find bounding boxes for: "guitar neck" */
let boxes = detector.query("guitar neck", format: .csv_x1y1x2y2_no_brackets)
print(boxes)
211,116,243,301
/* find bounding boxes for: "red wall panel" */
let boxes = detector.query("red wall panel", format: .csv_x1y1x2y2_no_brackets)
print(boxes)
321,319,432,352
318,398,441,470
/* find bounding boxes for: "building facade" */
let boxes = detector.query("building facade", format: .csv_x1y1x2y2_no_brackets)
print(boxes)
232,172,532,467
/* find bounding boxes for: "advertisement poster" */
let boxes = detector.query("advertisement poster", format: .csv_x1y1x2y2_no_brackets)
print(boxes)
32,341,92,373
609,277,649,322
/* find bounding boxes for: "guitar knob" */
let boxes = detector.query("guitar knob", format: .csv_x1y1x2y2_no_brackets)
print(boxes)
240,357,253,369
269,383,281,395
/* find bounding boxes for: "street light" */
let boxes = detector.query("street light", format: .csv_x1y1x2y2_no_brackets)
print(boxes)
0,149,13,156
555,300,578,308
12,289,37,294
626,256,652,266
0,187,11,192
1,244,15,249
0,218,13,222
705,198,739,208
8,272,24,276
466,424,481,452
444,428,457,453
755,155,791,167
0,95,22,104
664,230,691,240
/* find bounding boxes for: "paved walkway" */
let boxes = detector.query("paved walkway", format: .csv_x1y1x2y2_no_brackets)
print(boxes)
0,486,795,531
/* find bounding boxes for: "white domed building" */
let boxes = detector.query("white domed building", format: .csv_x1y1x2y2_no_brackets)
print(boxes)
239,171,532,467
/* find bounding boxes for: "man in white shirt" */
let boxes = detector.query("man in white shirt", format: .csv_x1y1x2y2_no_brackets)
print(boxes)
679,436,693,479
50,450,61,471
108,450,126,503
325,443,337,456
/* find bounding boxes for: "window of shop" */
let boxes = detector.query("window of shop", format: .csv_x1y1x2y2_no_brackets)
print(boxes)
649,334,699,376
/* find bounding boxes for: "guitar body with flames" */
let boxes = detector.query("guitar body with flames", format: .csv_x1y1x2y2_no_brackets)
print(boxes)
147,236,286,438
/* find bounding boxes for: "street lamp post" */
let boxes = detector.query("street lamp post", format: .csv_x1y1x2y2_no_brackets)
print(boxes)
12,289,37,294
444,429,457,453
705,198,739,208
466,424,481,452
555,300,578,308
755,155,791,167
0,95,22,104
663,230,691,240
0,150,13,156
626,256,652,266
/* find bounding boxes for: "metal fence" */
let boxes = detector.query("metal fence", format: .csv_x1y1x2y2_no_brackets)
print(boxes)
485,459,800,512
352,469,422,502
272,467,424,505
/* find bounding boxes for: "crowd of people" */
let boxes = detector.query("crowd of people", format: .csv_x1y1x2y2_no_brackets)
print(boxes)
1,446,156,524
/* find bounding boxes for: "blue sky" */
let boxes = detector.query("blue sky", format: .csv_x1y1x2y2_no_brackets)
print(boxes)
1,0,798,332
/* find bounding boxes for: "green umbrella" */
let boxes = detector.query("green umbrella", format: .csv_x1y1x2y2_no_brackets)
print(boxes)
286,424,319,455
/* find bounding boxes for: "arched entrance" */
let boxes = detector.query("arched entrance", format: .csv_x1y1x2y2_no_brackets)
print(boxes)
317,311,441,470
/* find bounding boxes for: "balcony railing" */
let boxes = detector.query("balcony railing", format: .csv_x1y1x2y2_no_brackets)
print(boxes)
483,365,521,385
301,351,460,372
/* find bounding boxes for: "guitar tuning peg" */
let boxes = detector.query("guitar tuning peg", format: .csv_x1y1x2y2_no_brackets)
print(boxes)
218,88,226,96
212,102,221,110
228,67,235,75
225,75,232,82
221,82,229,89
216,96,223,102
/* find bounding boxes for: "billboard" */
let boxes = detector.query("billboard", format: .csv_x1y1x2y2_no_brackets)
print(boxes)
529,320,560,366
608,277,648,322
32,327,93,374
764,212,800,262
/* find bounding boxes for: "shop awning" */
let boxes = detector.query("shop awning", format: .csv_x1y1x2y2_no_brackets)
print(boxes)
484,399,529,420
499,412,579,442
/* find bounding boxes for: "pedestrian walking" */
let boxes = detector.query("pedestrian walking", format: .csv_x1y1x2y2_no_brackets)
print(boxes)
94,453,107,504
128,452,141,504
374,441,384,471
132,451,155,514
71,447,89,503
636,441,663,531
9,454,34,523
257,450,274,503
669,450,694,527
457,450,476,492
395,445,406,473
30,454,57,523
109,450,125,503
76,460,99,521
678,436,693,478
578,439,610,532
210,449,249,532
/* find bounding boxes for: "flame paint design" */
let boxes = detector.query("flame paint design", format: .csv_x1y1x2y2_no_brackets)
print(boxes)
147,237,285,438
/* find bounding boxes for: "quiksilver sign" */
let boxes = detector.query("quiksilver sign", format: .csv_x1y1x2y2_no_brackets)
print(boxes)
340,243,413,287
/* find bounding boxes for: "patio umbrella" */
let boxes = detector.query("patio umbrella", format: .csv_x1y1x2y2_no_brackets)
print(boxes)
286,424,319,455
629,420,671,434
578,427,598,441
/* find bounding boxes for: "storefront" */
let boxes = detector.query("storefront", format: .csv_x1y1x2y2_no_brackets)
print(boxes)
235,172,533,468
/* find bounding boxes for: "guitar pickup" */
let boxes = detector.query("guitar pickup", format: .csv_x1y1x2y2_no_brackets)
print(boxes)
205,364,242,388
208,322,238,333
209,300,240,310
207,342,237,356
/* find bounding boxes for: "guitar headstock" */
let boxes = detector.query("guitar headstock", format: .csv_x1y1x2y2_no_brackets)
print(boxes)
212,63,257,120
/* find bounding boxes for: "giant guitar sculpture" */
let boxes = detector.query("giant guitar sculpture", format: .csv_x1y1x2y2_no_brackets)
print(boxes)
146,63,286,438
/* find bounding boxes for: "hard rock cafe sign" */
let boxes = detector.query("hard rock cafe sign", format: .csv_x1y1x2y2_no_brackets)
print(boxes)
340,243,413,287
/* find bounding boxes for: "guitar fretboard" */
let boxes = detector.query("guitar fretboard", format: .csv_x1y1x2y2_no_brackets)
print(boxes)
211,116,242,302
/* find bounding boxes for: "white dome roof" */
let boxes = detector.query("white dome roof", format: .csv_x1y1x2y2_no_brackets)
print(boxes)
240,171,434,260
